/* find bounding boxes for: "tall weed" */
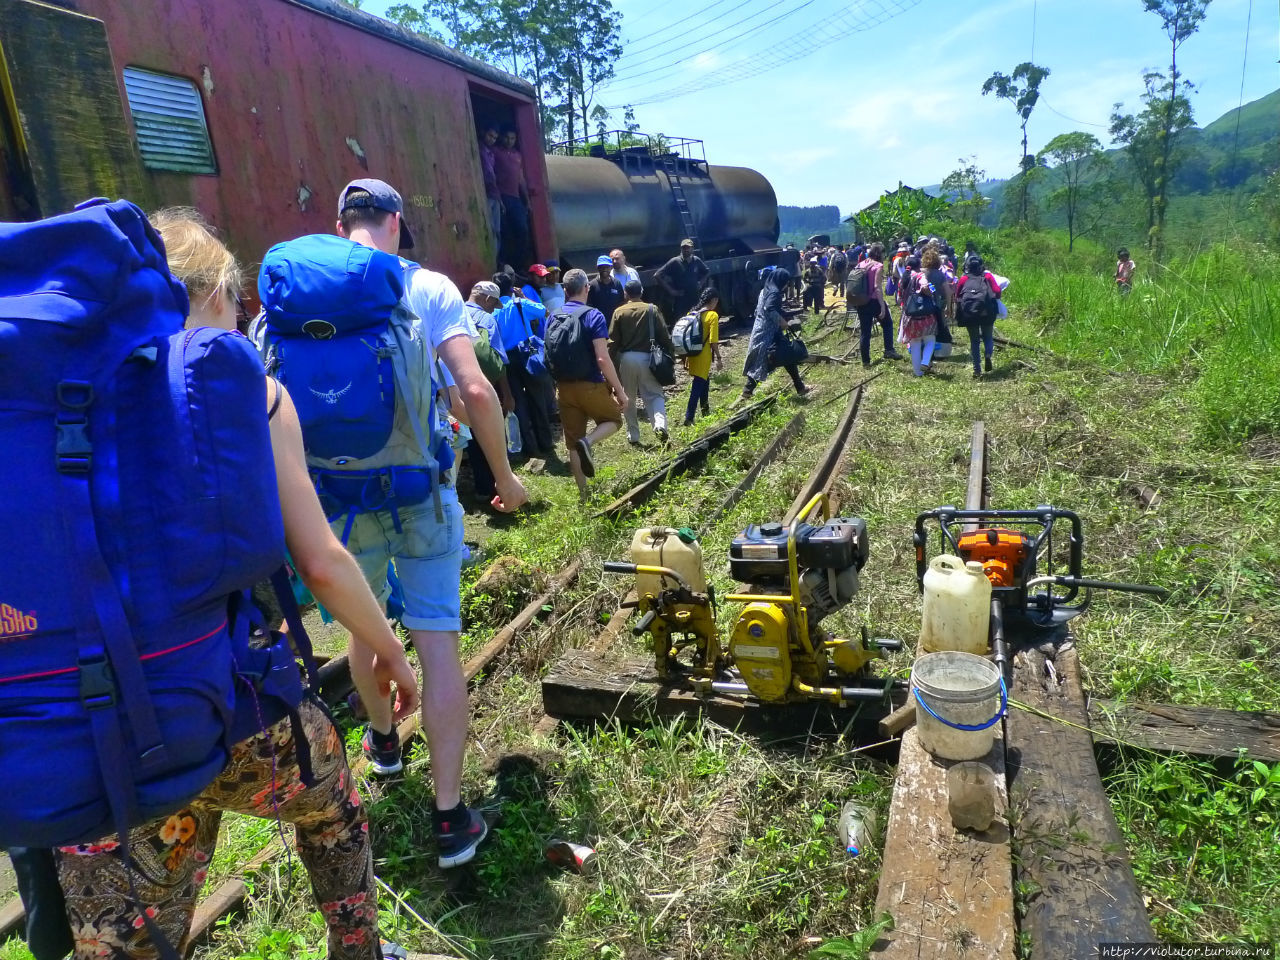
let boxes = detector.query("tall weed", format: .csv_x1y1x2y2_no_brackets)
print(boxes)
998,237,1280,441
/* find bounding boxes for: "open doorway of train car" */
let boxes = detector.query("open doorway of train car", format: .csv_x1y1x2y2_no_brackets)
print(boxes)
0,38,38,220
0,0,147,219
469,87,530,271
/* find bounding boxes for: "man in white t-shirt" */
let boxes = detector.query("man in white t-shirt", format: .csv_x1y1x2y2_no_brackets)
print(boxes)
335,179,526,869
610,248,641,288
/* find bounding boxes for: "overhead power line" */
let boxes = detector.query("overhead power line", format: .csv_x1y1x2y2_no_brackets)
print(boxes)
605,0,921,108
611,0,807,83
618,0,760,60
1038,99,1109,130
1227,0,1254,219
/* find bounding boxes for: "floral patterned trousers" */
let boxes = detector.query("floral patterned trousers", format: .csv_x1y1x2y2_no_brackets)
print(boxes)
55,698,378,959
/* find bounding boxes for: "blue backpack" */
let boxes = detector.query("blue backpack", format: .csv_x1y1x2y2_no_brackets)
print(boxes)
257,235,451,541
0,200,309,865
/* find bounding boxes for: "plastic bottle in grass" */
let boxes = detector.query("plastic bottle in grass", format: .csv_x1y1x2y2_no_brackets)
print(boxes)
838,801,877,857
506,411,522,454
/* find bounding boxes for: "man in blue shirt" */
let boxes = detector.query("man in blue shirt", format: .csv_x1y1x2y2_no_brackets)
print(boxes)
554,268,627,501
522,263,550,304
493,272,556,458
587,254,625,323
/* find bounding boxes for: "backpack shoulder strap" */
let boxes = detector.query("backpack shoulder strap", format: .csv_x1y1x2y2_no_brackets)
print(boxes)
388,302,444,521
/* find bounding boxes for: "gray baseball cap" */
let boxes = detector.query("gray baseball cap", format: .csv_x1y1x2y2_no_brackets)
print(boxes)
337,178,415,250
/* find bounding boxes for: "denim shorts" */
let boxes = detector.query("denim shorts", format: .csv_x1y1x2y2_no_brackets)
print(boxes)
340,487,464,633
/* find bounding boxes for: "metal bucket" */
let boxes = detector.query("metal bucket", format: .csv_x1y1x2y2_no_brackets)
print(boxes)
911,651,1006,761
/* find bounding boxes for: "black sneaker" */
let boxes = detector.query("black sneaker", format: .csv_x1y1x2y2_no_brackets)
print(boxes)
434,804,489,868
362,725,403,776
885,349,904,360
574,437,596,477
984,357,993,373
655,427,669,444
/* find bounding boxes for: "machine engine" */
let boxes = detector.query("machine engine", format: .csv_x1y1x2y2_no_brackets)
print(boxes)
730,517,869,623
606,499,894,706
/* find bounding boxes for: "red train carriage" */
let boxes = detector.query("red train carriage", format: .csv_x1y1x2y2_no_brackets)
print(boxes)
0,0,555,288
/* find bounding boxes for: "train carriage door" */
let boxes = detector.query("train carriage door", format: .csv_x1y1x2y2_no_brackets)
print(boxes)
469,87,518,270
0,0,146,219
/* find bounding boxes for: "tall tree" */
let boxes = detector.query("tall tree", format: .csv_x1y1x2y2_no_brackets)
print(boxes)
1109,71,1191,246
1039,132,1110,250
548,0,622,145
940,156,990,225
386,0,623,149
1137,0,1211,262
982,62,1051,225
385,0,473,49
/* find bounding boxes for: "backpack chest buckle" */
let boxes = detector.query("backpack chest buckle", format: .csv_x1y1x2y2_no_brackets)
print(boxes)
78,655,117,709
56,380,94,475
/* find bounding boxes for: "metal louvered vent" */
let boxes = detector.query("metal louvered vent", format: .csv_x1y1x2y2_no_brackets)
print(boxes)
122,67,216,174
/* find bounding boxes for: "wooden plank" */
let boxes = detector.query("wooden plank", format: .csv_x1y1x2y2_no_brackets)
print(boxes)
871,727,1015,960
462,560,582,683
541,648,899,741
1089,699,1280,763
0,0,149,216
964,422,987,516
1006,643,1153,959
878,701,916,739
0,892,23,941
187,837,286,945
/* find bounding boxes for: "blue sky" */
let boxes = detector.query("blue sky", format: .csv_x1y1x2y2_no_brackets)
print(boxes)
363,0,1279,212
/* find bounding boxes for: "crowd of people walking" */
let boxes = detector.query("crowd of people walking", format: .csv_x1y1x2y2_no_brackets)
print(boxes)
1,154,1030,960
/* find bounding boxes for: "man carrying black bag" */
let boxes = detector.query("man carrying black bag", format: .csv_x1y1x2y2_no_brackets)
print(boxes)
607,279,674,446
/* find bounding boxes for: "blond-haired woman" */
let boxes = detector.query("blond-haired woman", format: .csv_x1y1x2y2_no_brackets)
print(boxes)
53,208,423,960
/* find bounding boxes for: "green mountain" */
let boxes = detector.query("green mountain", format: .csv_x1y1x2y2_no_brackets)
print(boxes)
928,87,1279,243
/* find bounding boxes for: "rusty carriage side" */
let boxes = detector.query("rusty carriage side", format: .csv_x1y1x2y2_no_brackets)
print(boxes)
0,0,556,292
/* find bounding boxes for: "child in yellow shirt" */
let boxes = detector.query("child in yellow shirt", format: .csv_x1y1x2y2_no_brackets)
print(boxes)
683,287,723,425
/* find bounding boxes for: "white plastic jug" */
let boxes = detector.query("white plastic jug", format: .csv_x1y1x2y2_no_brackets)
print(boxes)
630,527,707,598
920,555,991,655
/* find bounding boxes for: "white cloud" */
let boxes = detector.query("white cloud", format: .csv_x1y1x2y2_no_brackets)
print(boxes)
691,51,720,73
768,147,840,176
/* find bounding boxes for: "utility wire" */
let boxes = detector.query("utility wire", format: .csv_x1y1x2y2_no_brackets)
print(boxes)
607,0,917,103
1227,0,1254,219
611,0,816,84
612,0,786,78
1038,98,1109,130
618,0,761,60
1031,0,1037,62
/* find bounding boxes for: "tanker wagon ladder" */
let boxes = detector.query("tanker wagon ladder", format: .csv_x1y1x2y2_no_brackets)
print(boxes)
662,154,702,256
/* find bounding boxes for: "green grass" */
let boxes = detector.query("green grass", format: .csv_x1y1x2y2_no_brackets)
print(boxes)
8,282,1265,960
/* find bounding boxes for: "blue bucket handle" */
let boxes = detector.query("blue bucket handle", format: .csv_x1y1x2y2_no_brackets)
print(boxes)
913,675,1008,732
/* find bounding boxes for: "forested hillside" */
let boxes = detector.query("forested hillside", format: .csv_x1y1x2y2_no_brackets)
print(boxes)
778,205,843,235
952,88,1280,246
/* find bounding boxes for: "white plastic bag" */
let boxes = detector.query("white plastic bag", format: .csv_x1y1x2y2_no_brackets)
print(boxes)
996,299,1008,319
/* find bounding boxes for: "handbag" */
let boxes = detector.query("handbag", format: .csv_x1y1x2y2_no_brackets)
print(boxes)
767,329,808,369
647,306,676,387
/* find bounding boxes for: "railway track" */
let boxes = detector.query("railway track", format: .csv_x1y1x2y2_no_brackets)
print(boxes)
874,423,1154,959
0,364,873,953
